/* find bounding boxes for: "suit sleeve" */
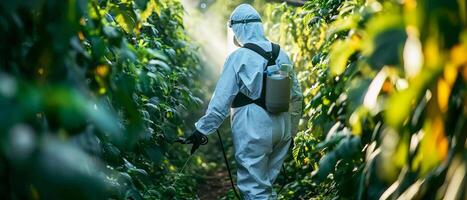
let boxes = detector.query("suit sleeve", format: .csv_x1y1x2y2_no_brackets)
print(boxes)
195,55,239,135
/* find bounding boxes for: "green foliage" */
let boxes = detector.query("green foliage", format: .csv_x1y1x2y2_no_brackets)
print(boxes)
263,0,466,199
1,0,465,199
0,0,204,199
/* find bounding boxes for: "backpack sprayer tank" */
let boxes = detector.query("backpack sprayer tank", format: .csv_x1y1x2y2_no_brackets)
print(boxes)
265,64,292,114
231,43,292,115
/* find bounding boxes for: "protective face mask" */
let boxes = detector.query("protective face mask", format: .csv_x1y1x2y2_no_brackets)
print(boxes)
233,36,242,47
226,26,238,54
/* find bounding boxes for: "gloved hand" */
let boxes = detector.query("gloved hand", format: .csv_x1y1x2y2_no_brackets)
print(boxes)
183,129,208,155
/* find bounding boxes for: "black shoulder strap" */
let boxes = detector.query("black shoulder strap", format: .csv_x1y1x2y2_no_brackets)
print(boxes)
231,43,281,109
243,43,280,66
271,43,280,64
243,43,270,60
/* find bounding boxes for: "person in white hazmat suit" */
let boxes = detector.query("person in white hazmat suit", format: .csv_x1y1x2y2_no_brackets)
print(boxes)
184,4,303,199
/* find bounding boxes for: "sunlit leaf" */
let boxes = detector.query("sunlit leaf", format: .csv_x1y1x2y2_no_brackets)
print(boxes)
412,117,448,175
363,68,388,111
329,37,359,76
140,0,161,23
403,27,423,78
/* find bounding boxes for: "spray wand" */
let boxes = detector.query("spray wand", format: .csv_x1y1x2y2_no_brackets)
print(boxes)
172,130,242,200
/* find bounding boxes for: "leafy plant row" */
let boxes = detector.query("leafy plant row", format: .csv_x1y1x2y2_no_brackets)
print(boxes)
0,0,203,199
263,0,466,199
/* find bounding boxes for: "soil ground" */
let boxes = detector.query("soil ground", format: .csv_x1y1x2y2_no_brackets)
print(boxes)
198,169,232,200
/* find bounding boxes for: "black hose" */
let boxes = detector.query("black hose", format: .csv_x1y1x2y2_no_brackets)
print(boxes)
216,130,242,200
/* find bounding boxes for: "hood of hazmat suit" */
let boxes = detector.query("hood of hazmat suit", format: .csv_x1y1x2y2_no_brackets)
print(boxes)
195,4,303,199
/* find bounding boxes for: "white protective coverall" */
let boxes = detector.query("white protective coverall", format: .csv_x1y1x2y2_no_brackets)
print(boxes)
195,4,303,199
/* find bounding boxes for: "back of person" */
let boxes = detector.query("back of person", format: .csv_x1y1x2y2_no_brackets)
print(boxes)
188,4,303,200
228,30,300,200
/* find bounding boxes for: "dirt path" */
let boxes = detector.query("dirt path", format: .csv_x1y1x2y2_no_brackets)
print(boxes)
198,169,232,200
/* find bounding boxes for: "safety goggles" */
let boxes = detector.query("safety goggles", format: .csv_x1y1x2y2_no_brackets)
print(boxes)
228,18,262,28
